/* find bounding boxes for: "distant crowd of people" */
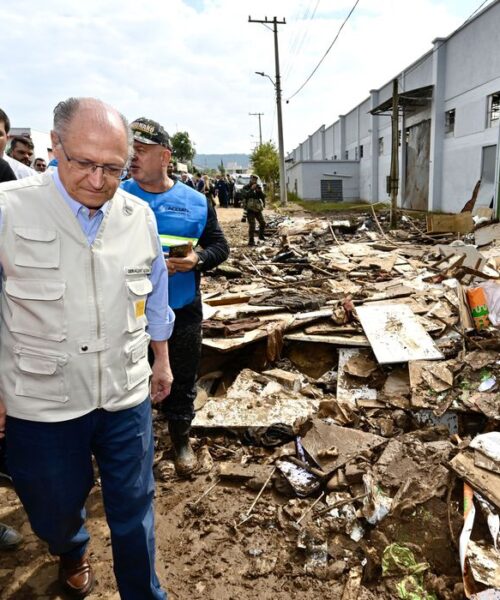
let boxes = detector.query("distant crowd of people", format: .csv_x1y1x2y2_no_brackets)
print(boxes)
165,167,236,209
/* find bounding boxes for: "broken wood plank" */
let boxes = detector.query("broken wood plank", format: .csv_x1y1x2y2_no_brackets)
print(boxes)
426,212,474,234
437,244,486,272
449,451,500,509
284,333,370,346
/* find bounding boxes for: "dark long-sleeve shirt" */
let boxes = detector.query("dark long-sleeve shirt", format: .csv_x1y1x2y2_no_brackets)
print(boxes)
196,201,230,271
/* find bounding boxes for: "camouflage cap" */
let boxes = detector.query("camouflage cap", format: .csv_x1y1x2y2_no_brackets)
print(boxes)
130,117,171,149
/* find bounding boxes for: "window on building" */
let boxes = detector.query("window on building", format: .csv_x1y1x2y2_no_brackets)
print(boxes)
359,145,364,158
354,147,358,160
344,150,349,160
487,93,500,127
445,109,456,134
333,154,337,160
378,137,384,155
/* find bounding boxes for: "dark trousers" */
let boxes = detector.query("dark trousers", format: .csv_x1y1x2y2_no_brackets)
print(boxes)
247,209,266,240
161,308,202,422
6,400,167,600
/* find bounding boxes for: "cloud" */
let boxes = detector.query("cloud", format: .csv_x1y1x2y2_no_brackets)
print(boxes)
0,0,491,154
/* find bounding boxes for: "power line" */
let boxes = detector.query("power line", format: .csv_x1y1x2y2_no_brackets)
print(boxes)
283,0,321,84
282,0,314,83
464,0,491,22
286,0,361,102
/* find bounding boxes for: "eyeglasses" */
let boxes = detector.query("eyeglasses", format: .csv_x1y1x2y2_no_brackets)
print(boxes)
57,136,127,180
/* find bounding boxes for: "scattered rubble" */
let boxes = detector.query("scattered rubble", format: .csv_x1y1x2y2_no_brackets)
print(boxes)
191,207,499,599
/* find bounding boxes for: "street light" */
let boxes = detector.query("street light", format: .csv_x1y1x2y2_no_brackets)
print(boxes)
255,70,287,206
255,71,274,85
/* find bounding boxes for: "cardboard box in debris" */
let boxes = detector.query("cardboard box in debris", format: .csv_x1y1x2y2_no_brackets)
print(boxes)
190,209,499,598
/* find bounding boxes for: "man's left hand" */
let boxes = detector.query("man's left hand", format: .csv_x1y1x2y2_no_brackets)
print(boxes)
150,359,173,404
167,242,199,274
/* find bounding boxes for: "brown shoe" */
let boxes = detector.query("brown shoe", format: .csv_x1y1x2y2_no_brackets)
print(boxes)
59,554,95,598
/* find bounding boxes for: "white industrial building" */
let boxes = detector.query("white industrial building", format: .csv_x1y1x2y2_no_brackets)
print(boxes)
286,0,500,216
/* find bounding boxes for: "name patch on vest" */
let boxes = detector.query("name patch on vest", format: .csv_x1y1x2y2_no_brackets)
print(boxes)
125,267,152,276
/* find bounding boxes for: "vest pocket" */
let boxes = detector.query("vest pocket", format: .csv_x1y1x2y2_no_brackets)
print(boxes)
126,278,152,332
14,227,60,269
14,347,68,402
125,333,152,390
5,278,66,341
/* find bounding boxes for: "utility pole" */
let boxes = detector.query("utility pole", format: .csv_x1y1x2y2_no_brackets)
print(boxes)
390,78,399,229
249,16,287,206
249,112,264,146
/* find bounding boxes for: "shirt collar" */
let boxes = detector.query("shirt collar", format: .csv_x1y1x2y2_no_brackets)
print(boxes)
52,168,110,217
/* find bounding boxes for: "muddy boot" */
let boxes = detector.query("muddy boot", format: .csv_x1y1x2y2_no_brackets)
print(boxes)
168,420,197,478
248,238,255,246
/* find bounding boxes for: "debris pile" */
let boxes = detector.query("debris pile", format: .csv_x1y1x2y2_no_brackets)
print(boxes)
177,208,500,599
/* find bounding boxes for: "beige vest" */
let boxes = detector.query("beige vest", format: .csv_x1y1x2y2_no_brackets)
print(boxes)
0,173,159,422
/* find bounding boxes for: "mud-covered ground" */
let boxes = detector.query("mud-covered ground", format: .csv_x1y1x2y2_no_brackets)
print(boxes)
0,206,468,599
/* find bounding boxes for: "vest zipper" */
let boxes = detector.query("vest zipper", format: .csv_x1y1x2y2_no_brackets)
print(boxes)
90,248,103,408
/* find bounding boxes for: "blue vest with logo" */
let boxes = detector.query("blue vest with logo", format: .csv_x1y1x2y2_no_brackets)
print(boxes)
121,179,208,309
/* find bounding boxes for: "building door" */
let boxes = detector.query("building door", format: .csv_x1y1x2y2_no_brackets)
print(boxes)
476,145,497,209
404,119,430,210
321,179,343,201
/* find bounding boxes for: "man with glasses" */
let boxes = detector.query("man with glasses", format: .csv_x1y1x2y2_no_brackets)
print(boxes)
0,97,174,599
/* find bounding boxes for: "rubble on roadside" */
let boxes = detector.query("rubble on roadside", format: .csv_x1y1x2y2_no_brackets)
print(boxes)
167,208,500,599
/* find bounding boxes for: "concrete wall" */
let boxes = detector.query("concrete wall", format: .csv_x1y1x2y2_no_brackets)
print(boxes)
310,126,324,160
325,124,334,160
287,160,359,201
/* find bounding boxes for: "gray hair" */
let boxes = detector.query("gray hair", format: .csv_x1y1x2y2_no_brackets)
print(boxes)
53,97,133,162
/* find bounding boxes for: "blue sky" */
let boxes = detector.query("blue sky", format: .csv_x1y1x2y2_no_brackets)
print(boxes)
0,0,494,154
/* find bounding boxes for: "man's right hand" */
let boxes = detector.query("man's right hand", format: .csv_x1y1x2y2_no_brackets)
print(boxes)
0,399,6,439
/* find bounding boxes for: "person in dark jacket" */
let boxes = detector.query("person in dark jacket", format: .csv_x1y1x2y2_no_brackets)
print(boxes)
242,175,266,246
123,118,230,477
0,157,16,183
214,174,229,208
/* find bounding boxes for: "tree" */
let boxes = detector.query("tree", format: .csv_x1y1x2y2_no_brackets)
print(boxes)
250,142,279,199
171,131,196,164
219,159,225,175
